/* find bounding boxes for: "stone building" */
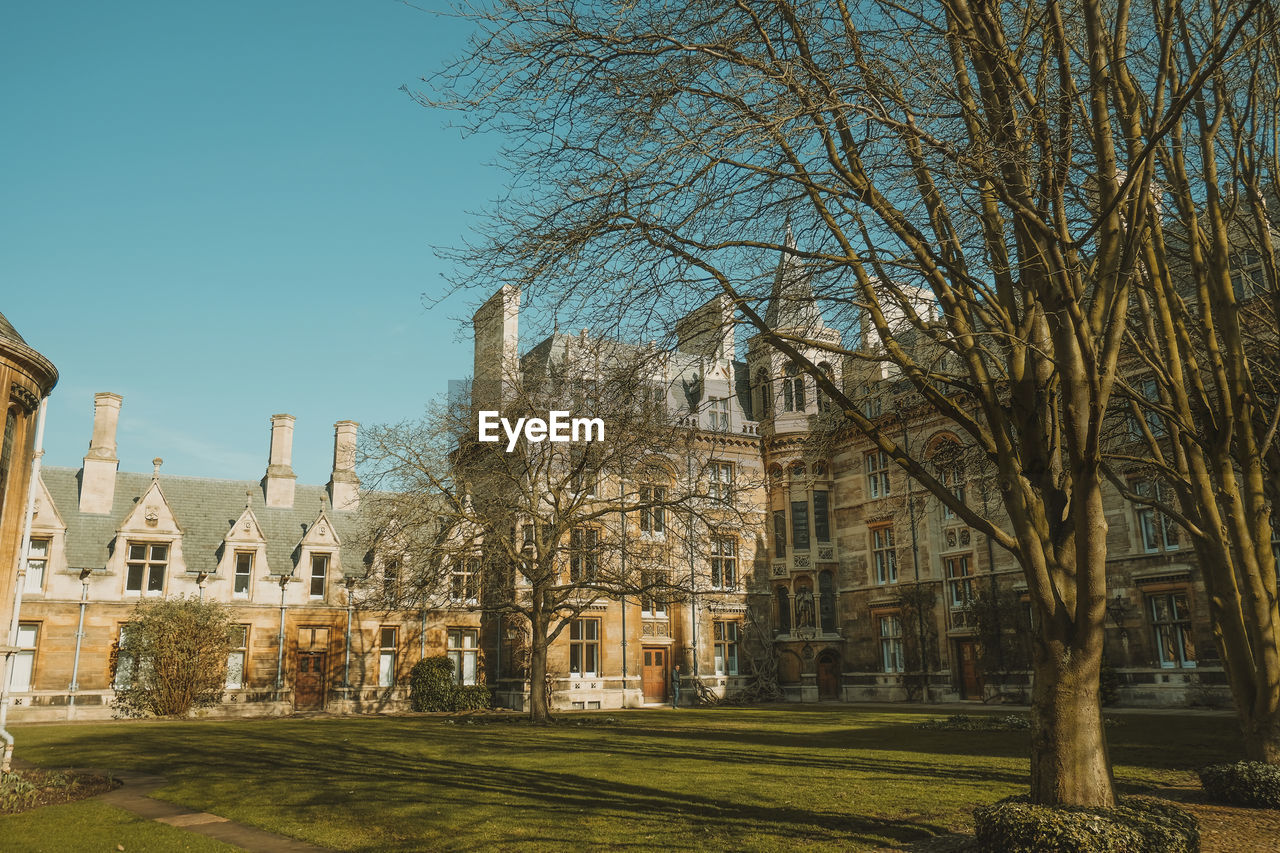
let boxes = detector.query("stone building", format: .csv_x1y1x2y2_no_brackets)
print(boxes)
8,394,479,721
1,311,58,734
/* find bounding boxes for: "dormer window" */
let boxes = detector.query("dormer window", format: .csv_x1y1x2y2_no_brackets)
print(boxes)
309,553,329,599
708,396,730,431
126,543,168,595
233,552,254,599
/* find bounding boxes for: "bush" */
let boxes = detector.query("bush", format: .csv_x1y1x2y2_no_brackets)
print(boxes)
111,596,236,718
972,794,1198,853
1198,761,1280,808
916,713,1031,731
409,656,490,712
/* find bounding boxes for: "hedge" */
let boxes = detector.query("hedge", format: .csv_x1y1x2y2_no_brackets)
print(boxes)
972,794,1198,853
409,656,492,712
1198,761,1280,809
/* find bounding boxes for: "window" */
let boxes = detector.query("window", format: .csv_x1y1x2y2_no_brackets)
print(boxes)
640,570,667,616
1129,378,1167,439
383,558,400,602
113,625,136,689
791,500,811,551
447,628,479,685
711,536,737,589
945,555,973,608
570,445,599,496
782,364,806,412
450,558,479,603
24,538,49,594
708,396,730,431
773,509,787,558
1133,480,1180,552
865,450,891,498
1230,249,1265,297
861,388,883,418
0,408,15,522
9,623,37,692
1149,592,1196,668
640,485,665,535
226,625,248,689
713,621,739,676
569,528,599,582
378,626,397,688
818,570,837,634
775,586,791,634
816,362,835,413
813,490,831,542
126,543,168,595
708,461,734,505
940,468,965,520
233,552,253,599
309,553,329,599
644,384,667,417
879,615,905,673
755,369,773,419
871,525,897,584
569,618,600,677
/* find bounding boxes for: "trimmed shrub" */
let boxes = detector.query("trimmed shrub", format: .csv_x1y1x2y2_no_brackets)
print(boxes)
917,713,1031,731
1198,761,1280,808
453,684,493,711
972,794,1198,853
409,656,491,712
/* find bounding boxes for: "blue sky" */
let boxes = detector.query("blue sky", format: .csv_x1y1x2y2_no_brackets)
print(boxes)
3,1,503,485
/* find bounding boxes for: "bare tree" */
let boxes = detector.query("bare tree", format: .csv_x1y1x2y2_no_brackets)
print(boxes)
359,340,759,722
1104,9,1280,763
417,0,1264,803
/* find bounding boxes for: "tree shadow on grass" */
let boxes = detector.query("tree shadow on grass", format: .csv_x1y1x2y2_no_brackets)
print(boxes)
22,721,979,852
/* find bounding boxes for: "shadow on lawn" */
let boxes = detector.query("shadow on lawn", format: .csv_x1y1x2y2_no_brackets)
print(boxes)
24,720,968,851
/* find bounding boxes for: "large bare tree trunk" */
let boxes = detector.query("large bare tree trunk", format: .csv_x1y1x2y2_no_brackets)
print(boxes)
1030,637,1115,805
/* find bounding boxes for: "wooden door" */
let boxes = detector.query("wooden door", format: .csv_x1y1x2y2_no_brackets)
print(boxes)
957,641,982,700
295,651,327,710
642,647,667,703
816,651,840,700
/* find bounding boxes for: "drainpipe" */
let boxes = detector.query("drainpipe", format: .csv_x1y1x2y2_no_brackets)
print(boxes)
420,605,427,660
2,396,48,772
67,569,92,721
275,575,289,695
343,579,354,698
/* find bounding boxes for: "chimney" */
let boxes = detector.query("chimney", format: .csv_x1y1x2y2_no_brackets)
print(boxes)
79,392,122,514
327,420,360,511
262,414,297,508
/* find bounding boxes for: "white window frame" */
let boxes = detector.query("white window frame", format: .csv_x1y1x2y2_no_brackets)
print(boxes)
378,626,398,688
309,552,330,599
233,551,254,599
447,627,479,685
708,461,734,505
865,450,891,498
125,542,169,596
569,618,600,678
711,536,737,590
9,622,38,692
226,624,249,689
713,620,739,676
879,614,904,673
708,396,730,431
24,537,49,594
871,525,897,584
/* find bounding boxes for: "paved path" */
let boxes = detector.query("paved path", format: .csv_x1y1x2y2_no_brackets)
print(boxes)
16,760,328,853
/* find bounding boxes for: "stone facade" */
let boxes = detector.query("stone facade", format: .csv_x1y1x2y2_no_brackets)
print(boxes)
7,396,480,721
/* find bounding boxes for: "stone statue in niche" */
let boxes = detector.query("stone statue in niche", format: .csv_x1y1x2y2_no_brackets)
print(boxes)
796,585,816,628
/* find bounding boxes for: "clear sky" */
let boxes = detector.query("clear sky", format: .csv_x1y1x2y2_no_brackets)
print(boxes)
2,1,502,485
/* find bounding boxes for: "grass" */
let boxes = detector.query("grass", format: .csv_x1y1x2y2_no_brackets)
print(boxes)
5,705,1240,852
0,799,238,852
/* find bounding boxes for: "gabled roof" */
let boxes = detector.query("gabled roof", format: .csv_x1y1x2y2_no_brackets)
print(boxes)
40,467,367,578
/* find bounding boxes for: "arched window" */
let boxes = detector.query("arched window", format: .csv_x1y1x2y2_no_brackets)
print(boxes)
819,570,837,634
0,407,17,523
776,586,791,634
755,368,773,419
816,362,834,412
782,364,806,412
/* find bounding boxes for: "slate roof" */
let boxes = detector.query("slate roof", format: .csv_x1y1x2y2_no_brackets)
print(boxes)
0,310,27,346
41,466,367,578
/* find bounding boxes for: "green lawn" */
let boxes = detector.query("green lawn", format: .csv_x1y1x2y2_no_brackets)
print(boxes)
5,706,1239,852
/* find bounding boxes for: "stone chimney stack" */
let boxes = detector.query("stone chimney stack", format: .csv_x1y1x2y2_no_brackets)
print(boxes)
262,413,297,508
327,420,360,511
79,392,122,514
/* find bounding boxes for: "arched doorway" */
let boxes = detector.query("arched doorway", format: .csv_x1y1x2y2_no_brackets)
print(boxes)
816,650,841,701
